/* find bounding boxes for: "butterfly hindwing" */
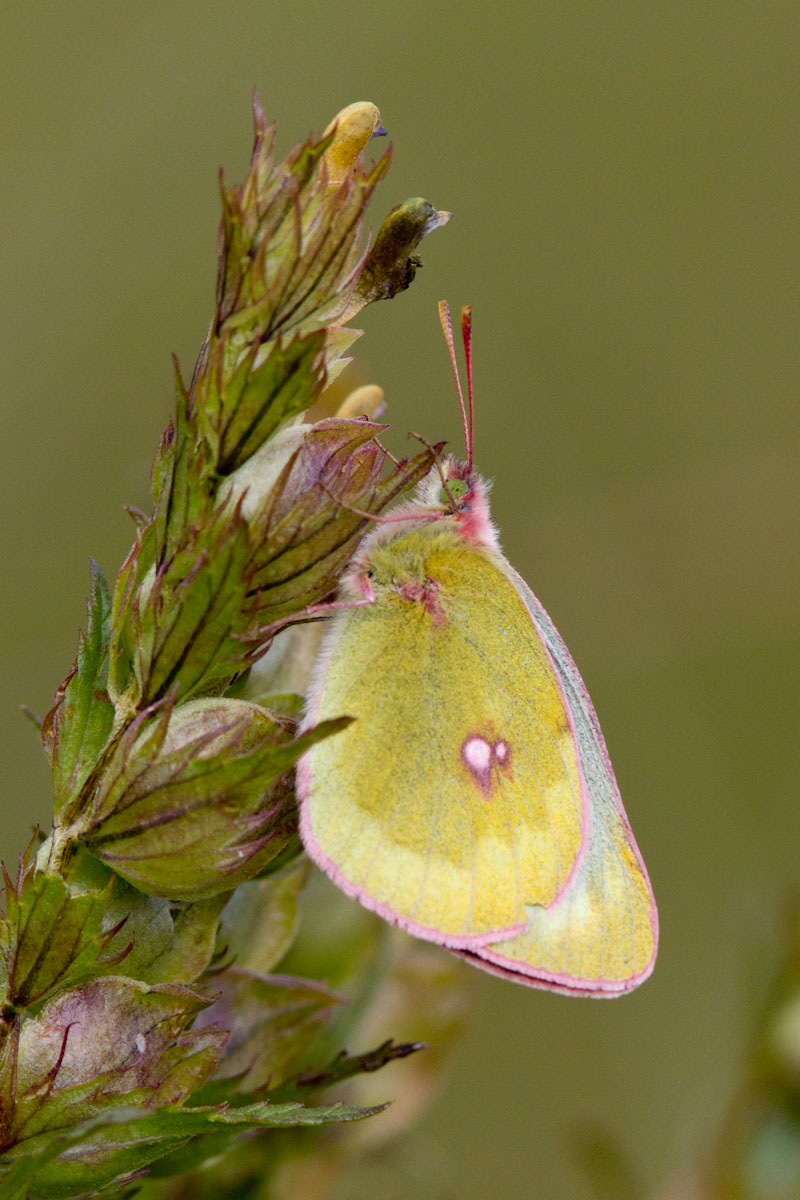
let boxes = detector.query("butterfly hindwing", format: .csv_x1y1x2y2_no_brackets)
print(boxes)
456,565,658,994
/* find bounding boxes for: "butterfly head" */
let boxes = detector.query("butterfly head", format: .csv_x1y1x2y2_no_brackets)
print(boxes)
413,452,499,550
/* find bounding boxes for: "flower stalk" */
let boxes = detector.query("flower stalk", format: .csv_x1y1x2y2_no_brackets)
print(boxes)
0,96,466,1199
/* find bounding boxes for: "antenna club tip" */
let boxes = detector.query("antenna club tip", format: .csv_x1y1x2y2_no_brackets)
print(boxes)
436,298,474,467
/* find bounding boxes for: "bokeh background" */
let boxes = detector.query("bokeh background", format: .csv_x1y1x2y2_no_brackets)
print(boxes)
3,3,799,1196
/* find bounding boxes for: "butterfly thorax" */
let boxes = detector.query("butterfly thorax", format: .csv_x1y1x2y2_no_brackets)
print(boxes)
346,459,500,596
367,523,463,587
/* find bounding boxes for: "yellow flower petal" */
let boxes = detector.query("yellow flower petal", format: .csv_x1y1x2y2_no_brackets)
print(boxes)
323,101,385,184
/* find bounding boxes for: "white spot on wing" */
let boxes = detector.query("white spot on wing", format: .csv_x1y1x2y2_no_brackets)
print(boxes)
461,734,512,797
463,736,492,772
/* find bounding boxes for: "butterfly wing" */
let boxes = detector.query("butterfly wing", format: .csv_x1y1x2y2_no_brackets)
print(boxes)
455,564,658,994
298,535,590,951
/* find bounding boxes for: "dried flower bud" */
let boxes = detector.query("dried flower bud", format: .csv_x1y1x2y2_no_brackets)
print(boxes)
345,198,452,321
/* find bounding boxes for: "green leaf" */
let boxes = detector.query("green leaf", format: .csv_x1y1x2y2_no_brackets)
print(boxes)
107,531,148,707
99,880,177,980
138,895,230,985
98,876,226,986
152,375,215,568
0,1097,385,1199
81,698,350,900
217,858,310,976
137,505,253,705
0,1108,144,1200
44,563,114,820
193,969,342,1092
0,869,116,1009
200,330,327,475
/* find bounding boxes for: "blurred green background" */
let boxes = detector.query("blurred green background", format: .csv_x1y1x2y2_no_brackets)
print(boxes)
3,3,799,1196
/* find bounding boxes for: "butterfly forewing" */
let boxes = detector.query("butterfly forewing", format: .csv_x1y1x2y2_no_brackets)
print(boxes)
299,529,589,949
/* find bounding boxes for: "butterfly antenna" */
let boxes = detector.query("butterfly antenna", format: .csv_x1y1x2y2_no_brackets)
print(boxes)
438,300,471,469
409,428,458,498
318,477,439,526
461,305,474,471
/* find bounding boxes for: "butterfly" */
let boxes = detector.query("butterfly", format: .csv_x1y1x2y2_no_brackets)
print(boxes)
297,303,658,995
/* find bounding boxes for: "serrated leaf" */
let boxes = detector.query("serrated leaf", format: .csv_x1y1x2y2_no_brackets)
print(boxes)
0,1096,385,1199
288,1038,427,1094
193,969,342,1091
321,323,363,384
43,564,115,819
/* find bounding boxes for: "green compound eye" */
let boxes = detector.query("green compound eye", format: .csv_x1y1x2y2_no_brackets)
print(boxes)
439,478,469,505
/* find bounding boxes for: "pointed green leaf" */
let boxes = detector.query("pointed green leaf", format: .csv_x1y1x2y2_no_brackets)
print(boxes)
0,1096,385,1199
82,698,349,900
96,875,225,986
97,877,177,980
107,531,148,707
0,871,115,1009
44,564,114,819
137,506,253,705
152,377,215,566
0,1109,144,1200
200,330,327,475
